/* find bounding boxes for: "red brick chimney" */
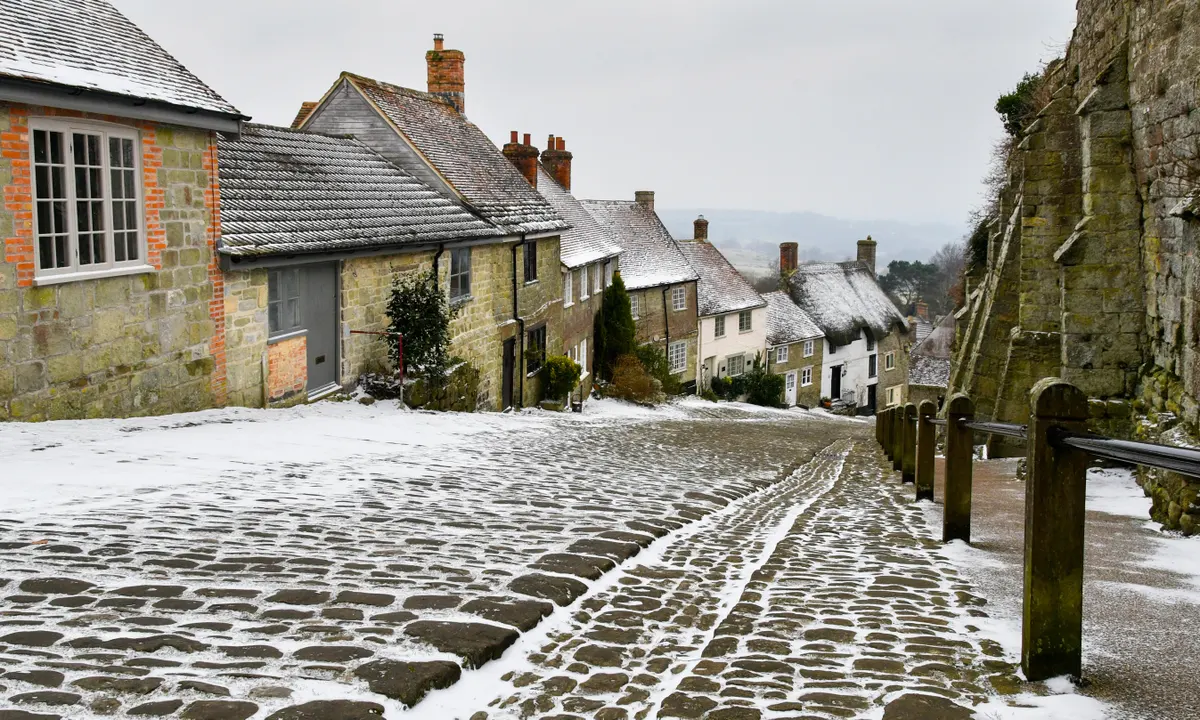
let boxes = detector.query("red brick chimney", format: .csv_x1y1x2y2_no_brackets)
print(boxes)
916,300,929,320
694,215,709,242
635,191,655,212
502,131,539,188
780,242,799,273
426,33,466,114
857,235,877,277
541,135,573,191
290,101,318,129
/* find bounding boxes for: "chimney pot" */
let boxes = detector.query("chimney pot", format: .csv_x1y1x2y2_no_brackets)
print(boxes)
433,33,444,51
556,137,565,151
780,242,799,273
510,130,518,143
547,134,556,151
427,34,466,114
523,133,531,146
694,215,709,242
634,191,655,212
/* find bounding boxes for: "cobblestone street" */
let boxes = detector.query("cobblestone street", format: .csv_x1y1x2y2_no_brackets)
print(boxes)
0,402,1046,719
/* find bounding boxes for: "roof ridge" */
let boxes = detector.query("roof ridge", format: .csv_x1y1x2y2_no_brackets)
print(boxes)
340,71,454,109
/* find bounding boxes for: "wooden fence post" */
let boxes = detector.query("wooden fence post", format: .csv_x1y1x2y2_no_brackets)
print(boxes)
1023,378,1089,682
884,408,893,459
915,400,936,501
876,406,883,446
892,408,903,471
943,394,975,543
901,403,917,484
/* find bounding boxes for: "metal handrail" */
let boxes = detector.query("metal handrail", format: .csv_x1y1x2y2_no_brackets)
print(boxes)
963,420,1027,440
1055,431,1200,479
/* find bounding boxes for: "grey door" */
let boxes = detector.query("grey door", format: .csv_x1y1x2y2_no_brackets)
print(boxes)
301,263,338,393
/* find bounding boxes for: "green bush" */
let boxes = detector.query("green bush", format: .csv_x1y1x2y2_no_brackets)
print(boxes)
710,375,732,400
594,273,637,381
542,355,582,401
386,270,458,388
609,354,660,404
741,353,786,408
635,344,682,396
996,71,1043,137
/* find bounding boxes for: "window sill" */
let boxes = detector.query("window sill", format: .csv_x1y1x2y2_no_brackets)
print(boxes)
450,294,473,308
524,279,539,287
268,329,307,345
739,329,753,334
34,264,154,287
563,300,574,308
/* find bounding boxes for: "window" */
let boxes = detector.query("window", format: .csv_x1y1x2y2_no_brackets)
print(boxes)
803,339,815,358
268,268,302,337
31,121,144,279
630,293,640,319
714,315,726,338
672,285,686,311
527,325,547,374
801,366,813,387
668,340,687,374
727,354,746,377
866,333,875,351
563,270,573,307
605,261,614,287
450,247,471,300
738,310,752,332
885,351,896,371
580,265,589,300
828,341,838,355
869,354,878,378
523,240,538,283
775,345,789,364
594,263,603,294
887,386,899,407
580,338,588,375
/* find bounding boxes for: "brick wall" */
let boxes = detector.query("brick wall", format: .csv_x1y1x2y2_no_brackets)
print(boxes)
266,334,306,405
0,102,219,420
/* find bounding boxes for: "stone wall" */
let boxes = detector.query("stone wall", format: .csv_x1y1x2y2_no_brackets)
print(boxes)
950,0,1200,526
341,251,432,380
878,329,910,411
1,103,221,420
628,281,700,384
770,339,824,408
222,267,268,408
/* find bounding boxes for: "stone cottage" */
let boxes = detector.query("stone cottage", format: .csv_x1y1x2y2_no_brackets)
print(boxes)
216,124,505,408
529,137,622,402
291,36,569,411
908,313,954,410
676,218,767,389
0,0,246,421
781,238,909,414
763,291,825,408
582,192,700,389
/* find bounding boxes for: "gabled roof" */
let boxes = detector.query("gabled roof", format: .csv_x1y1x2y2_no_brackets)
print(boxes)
580,199,698,291
217,125,502,258
677,241,765,317
0,0,241,117
325,72,567,236
535,167,621,269
763,291,824,346
786,261,907,347
909,313,955,388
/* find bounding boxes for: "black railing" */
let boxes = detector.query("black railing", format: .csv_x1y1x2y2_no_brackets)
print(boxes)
873,379,1200,684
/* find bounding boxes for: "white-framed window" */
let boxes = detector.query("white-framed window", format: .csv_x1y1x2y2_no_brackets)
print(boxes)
31,120,145,280
885,351,896,370
886,386,899,406
775,345,789,364
580,337,588,375
714,315,726,338
450,247,471,300
727,354,746,377
668,340,687,374
605,261,614,287
630,293,639,319
738,310,752,332
594,263,603,294
563,270,573,308
801,366,813,386
580,265,589,300
671,285,686,311
803,339,815,357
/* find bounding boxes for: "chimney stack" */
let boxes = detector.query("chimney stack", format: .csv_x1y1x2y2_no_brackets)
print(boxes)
541,134,573,191
502,130,539,188
857,235,877,277
780,242,799,273
634,191,655,212
694,215,709,242
916,300,929,320
426,33,466,114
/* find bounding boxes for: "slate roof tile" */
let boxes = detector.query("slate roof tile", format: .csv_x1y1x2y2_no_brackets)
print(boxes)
0,0,241,116
579,199,698,291
763,291,824,346
676,241,765,317
535,167,621,269
786,262,908,347
217,124,503,258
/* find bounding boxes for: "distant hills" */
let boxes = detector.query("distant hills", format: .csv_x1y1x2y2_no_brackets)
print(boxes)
657,209,967,275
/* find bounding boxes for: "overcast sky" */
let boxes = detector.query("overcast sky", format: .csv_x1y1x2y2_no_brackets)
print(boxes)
112,0,1076,227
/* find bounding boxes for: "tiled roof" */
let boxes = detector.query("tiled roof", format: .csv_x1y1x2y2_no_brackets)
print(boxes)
0,0,241,117
763,291,824,346
786,262,908,347
909,355,951,388
217,125,502,258
535,167,621,269
343,73,567,236
677,241,765,317
580,199,698,291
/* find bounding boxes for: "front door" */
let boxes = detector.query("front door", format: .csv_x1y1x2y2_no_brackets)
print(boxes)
785,371,797,406
501,338,516,410
829,365,842,400
301,263,338,395
703,356,716,389
867,383,878,415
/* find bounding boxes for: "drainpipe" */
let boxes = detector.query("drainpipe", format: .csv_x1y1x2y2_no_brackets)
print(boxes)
432,244,444,278
512,239,525,409
695,312,704,394
661,286,670,360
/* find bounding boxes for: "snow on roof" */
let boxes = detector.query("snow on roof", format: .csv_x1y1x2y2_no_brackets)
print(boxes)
909,355,951,388
763,291,824,346
0,0,242,117
786,261,908,347
677,240,765,317
912,313,955,360
341,73,568,236
218,125,503,257
580,199,698,290
534,167,621,269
